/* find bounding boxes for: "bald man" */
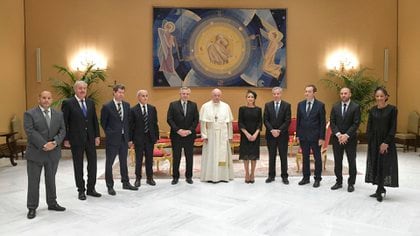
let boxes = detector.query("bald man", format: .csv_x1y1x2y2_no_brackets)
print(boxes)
24,91,66,219
129,90,159,187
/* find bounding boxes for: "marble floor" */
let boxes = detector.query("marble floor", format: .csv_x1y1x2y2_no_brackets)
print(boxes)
0,145,419,236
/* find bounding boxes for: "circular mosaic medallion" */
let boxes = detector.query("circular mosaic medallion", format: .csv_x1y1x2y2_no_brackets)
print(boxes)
188,17,251,82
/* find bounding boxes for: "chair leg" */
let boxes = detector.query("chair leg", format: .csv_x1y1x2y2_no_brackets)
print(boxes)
296,154,300,172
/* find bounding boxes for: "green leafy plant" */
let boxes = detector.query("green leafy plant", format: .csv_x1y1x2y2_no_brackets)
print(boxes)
49,64,107,107
321,67,382,123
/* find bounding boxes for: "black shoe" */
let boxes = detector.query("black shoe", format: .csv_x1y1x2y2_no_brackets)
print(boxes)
134,178,141,187
146,178,156,186
347,185,355,192
27,209,36,219
186,178,193,184
313,180,320,188
298,179,310,185
48,203,66,211
78,191,86,200
282,178,289,185
171,178,179,185
265,177,275,183
376,188,386,202
370,187,386,198
87,189,102,197
108,187,116,196
122,183,138,191
331,183,342,190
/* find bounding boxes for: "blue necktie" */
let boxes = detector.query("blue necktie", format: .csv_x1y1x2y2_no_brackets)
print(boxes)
81,99,87,118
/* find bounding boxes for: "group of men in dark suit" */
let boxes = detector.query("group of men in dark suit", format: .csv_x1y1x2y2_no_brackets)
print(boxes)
263,85,360,191
24,83,360,219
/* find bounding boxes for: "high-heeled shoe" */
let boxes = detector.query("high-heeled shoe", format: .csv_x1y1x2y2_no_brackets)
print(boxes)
249,174,255,184
376,191,386,202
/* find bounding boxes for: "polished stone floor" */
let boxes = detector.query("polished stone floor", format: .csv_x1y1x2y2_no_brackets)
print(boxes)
0,145,419,236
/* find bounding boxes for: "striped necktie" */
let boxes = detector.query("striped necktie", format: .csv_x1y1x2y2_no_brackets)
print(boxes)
142,105,149,133
117,103,122,121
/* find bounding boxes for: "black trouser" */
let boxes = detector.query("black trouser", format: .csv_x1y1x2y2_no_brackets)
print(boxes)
71,142,97,192
27,159,59,209
172,140,194,179
105,135,129,188
332,137,357,185
300,140,322,181
267,137,289,179
135,134,154,179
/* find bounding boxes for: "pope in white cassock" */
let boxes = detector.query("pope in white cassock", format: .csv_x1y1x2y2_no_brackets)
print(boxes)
199,88,234,182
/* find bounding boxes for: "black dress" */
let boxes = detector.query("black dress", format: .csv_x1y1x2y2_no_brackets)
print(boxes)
238,106,262,160
365,105,399,187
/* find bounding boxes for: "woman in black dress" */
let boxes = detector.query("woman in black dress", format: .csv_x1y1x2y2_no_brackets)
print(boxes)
365,87,399,202
238,90,262,183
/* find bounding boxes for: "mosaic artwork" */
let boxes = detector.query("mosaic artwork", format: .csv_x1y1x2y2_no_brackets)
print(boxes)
153,8,287,87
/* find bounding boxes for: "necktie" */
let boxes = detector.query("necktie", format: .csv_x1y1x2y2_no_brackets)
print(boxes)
117,103,123,121
342,103,347,117
306,101,312,116
81,99,87,118
182,102,187,116
275,102,280,117
44,109,50,128
142,105,149,133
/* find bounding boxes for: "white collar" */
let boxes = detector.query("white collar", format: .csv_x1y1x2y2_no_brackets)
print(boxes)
39,106,51,113
113,98,123,106
342,100,350,106
75,95,86,102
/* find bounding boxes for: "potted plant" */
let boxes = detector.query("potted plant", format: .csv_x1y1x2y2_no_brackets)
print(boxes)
321,66,382,124
49,64,107,107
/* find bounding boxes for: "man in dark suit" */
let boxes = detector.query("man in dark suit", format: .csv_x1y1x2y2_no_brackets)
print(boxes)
296,84,326,188
330,87,361,192
129,89,159,187
167,87,199,185
62,80,101,200
100,84,138,195
24,91,66,219
264,87,291,184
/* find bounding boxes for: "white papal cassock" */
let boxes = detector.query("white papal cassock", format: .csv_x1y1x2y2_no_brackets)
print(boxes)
199,100,234,182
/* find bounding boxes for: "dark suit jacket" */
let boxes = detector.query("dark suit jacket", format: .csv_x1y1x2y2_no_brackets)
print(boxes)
130,103,159,144
296,99,326,142
100,100,130,146
264,100,291,140
167,100,199,142
23,107,66,163
62,96,100,146
330,101,361,140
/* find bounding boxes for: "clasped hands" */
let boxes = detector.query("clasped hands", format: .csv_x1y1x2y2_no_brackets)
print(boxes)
337,133,349,145
246,132,259,142
177,129,191,137
270,129,281,138
43,141,56,151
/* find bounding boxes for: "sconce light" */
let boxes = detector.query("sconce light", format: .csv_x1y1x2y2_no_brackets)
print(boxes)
70,49,107,71
326,49,359,71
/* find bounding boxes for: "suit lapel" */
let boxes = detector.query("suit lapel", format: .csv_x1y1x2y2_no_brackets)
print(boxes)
178,101,185,117
37,107,49,130
72,97,85,116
